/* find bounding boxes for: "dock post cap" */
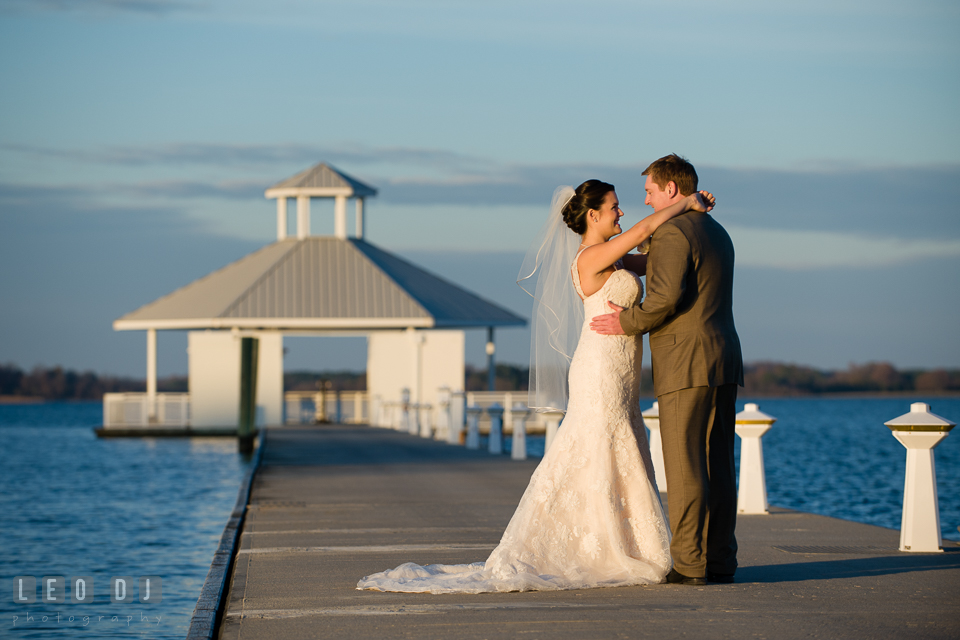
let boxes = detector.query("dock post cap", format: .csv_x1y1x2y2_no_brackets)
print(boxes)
736,403,777,425
642,401,660,419
885,402,955,432
486,403,504,416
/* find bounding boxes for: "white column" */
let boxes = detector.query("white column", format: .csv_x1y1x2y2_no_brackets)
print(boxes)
356,197,364,239
276,197,287,241
894,432,948,552
146,328,157,421
735,403,776,515
465,405,482,449
642,401,668,493
542,411,564,454
885,402,955,553
511,403,527,460
487,403,504,454
400,388,411,432
503,391,513,431
355,392,364,424
296,195,310,238
419,404,433,438
409,328,424,414
436,387,450,441
448,390,465,445
335,195,347,239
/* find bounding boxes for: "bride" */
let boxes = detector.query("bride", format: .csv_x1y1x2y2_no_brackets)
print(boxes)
357,181,714,593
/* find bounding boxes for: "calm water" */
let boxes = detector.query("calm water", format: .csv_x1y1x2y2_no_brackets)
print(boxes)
3,397,959,638
734,396,958,541
1,402,253,638
506,396,960,542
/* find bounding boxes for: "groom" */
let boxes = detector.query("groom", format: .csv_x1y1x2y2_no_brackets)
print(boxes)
591,154,743,585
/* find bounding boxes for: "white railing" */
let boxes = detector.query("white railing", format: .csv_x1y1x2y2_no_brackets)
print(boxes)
102,393,191,428
284,390,369,425
368,390,547,436
466,391,547,433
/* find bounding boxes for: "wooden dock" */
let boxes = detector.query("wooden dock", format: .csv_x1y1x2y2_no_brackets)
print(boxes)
190,424,960,640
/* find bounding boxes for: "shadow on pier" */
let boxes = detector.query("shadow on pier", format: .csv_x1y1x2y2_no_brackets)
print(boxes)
261,425,512,466
740,550,960,584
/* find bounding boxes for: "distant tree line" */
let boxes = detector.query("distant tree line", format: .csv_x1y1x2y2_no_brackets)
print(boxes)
2,361,958,401
473,361,960,395
0,363,186,400
742,361,960,395
284,370,367,392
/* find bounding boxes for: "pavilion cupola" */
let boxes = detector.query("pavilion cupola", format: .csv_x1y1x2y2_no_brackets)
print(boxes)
265,162,377,241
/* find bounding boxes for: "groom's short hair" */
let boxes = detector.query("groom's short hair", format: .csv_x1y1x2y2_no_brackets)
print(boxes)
643,154,698,196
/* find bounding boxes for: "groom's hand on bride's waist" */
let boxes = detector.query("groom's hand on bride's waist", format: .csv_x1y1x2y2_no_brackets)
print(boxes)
591,301,626,335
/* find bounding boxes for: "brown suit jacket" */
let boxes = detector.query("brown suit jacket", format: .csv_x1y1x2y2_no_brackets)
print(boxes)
619,212,743,397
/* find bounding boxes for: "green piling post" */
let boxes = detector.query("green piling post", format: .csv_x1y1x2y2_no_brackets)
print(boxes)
239,336,259,454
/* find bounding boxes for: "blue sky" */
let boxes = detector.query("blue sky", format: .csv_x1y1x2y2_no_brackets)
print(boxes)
1,0,958,377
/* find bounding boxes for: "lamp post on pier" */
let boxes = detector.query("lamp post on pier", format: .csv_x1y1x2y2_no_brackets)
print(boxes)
885,402,954,553
735,403,776,515
486,327,496,392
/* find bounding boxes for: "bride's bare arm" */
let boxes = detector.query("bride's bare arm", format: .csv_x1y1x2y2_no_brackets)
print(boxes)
578,191,714,278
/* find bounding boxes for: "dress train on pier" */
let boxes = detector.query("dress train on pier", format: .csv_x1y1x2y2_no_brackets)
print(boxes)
357,266,671,593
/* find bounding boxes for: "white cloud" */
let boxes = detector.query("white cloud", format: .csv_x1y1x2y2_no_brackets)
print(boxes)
728,226,960,269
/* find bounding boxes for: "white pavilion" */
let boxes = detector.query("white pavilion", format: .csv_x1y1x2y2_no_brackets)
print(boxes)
103,163,525,433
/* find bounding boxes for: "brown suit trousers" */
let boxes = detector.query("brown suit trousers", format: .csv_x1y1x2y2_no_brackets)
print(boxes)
619,212,743,577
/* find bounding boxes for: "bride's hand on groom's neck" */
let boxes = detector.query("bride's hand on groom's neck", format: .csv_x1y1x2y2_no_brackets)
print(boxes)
690,191,715,212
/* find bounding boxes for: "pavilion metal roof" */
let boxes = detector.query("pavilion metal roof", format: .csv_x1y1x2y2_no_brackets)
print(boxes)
264,163,377,199
113,237,525,331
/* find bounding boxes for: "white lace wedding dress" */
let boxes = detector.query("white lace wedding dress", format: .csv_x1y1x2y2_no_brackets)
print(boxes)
357,261,671,593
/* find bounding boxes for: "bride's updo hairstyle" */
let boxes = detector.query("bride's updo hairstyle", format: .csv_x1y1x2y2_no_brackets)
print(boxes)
562,180,614,235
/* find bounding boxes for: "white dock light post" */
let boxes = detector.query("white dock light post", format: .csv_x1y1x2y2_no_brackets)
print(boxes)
419,404,433,438
642,401,668,493
885,402,955,553
511,403,528,460
448,391,465,445
487,403,504,454
436,387,450,441
486,328,496,391
542,411,564,453
400,388,411,432
465,405,482,449
736,403,777,515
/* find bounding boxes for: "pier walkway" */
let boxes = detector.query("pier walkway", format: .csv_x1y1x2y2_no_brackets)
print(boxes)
213,424,959,639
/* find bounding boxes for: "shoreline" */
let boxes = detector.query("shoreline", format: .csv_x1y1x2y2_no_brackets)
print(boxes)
0,396,47,404
4,391,959,405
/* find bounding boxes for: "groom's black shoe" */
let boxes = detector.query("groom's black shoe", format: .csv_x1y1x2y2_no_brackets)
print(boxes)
665,569,706,586
707,572,735,584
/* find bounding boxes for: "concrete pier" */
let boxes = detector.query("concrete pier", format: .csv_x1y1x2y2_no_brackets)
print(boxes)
206,424,959,639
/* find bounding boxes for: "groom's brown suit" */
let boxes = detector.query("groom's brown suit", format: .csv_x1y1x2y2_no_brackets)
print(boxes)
619,211,743,578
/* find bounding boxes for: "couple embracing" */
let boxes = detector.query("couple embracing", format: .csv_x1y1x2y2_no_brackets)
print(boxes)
359,154,743,592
